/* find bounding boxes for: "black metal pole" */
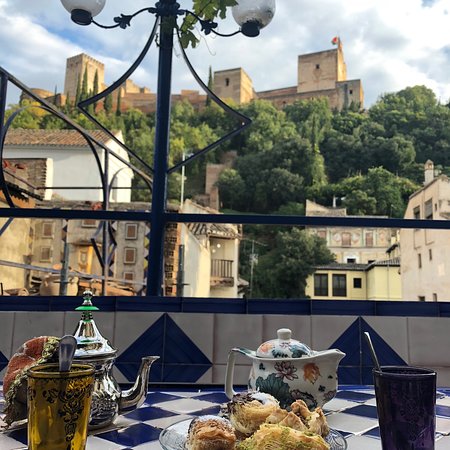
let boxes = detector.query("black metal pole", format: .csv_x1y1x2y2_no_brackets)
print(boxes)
146,1,176,296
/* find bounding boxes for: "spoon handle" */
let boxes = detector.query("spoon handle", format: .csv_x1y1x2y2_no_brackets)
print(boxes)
59,335,77,372
364,332,381,372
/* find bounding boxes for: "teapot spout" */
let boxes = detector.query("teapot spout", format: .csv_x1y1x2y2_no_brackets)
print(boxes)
119,356,159,414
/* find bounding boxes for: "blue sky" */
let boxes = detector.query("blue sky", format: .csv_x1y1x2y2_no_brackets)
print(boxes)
1,0,450,107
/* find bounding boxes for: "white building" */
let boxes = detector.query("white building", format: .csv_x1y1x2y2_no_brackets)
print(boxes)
4,128,133,202
401,161,450,302
181,200,242,298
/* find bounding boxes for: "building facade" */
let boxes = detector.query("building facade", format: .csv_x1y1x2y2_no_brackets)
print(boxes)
306,200,396,264
181,200,242,298
401,161,450,301
3,129,133,203
305,259,401,301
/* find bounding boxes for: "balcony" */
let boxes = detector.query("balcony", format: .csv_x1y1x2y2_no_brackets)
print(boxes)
210,259,234,287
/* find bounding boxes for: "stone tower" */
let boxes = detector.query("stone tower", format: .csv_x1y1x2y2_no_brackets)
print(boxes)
213,68,254,104
297,39,347,94
64,54,105,104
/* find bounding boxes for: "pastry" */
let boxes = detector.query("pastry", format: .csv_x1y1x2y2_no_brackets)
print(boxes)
227,391,279,436
186,415,236,450
236,423,330,450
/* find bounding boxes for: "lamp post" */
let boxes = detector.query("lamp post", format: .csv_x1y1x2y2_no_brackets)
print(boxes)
59,0,276,296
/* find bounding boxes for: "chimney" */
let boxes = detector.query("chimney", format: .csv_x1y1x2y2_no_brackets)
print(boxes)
424,160,434,185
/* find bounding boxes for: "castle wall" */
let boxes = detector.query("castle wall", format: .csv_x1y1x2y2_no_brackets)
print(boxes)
64,54,105,104
213,68,254,104
297,48,345,94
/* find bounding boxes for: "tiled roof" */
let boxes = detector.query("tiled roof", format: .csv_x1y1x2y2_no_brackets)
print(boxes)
4,128,116,147
367,257,400,268
314,258,400,272
188,222,241,239
314,262,368,271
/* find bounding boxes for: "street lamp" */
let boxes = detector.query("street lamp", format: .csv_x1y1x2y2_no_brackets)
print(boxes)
59,0,276,296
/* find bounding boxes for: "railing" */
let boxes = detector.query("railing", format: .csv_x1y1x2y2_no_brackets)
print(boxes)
211,259,233,279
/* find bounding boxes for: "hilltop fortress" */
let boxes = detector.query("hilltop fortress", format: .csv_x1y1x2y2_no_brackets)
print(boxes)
25,40,363,112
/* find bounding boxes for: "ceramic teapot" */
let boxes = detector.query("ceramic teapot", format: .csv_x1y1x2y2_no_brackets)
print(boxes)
225,328,345,409
72,291,159,429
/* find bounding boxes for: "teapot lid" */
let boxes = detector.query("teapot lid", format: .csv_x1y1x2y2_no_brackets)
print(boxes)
72,290,117,359
256,328,312,358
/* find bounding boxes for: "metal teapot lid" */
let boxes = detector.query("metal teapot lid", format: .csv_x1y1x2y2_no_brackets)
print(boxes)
256,328,313,358
72,290,117,359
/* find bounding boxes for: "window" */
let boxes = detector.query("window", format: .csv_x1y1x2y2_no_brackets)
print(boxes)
225,77,230,86
418,253,422,268
314,274,328,296
433,293,438,302
353,278,362,289
332,274,347,297
342,232,351,247
125,223,138,240
315,64,320,69
347,258,356,263
317,230,327,240
425,199,433,220
124,247,136,264
42,222,54,238
40,246,52,262
413,206,420,219
429,249,433,261
123,271,135,281
78,249,88,266
81,219,97,228
365,232,374,247
418,296,426,302
349,89,353,94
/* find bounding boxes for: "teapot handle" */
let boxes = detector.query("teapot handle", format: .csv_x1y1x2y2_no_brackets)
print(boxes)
225,347,252,399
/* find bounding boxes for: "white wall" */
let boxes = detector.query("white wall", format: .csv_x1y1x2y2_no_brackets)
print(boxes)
4,132,133,202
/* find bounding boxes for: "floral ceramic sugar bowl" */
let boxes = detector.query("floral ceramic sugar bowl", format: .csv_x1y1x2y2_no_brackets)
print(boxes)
225,328,345,409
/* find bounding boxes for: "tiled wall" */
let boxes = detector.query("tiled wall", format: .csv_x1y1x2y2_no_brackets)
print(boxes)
1,307,450,387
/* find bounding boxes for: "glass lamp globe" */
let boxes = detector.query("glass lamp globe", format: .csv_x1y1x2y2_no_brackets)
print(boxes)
232,0,276,37
60,0,106,25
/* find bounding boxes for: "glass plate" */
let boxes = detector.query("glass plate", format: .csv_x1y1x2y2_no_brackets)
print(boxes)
159,418,348,450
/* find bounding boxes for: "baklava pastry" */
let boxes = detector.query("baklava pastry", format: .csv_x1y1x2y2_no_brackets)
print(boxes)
185,415,237,450
227,391,279,436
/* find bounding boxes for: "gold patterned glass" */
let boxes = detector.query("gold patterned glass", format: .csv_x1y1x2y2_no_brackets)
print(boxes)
27,363,94,450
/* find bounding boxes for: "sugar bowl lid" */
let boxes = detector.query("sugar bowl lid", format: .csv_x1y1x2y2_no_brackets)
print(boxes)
72,290,117,359
256,328,312,358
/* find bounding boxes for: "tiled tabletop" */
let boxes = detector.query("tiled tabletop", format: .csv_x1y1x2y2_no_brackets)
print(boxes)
2,386,450,449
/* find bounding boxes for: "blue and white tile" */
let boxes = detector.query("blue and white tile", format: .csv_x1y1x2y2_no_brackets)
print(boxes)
213,314,263,364
114,312,162,357
346,435,381,450
12,312,65,352
169,313,214,362
311,316,357,352
363,316,409,363
263,315,312,347
0,312,14,359
408,317,450,366
325,412,378,434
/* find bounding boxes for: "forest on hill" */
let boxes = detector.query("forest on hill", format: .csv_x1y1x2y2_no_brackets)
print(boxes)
6,84,450,297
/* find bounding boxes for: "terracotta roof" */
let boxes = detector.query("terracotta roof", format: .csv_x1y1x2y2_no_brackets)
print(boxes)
4,128,117,147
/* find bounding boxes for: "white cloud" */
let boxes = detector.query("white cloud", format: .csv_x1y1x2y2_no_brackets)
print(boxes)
1,0,450,106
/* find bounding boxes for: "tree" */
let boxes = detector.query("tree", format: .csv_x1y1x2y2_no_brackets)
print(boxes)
252,229,334,298
179,0,238,48
217,169,245,210
80,66,89,102
104,94,113,114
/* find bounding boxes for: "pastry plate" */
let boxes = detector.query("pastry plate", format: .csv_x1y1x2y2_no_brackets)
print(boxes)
159,417,348,450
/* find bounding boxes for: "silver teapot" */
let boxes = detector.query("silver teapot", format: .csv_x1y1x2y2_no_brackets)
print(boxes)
72,291,159,429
